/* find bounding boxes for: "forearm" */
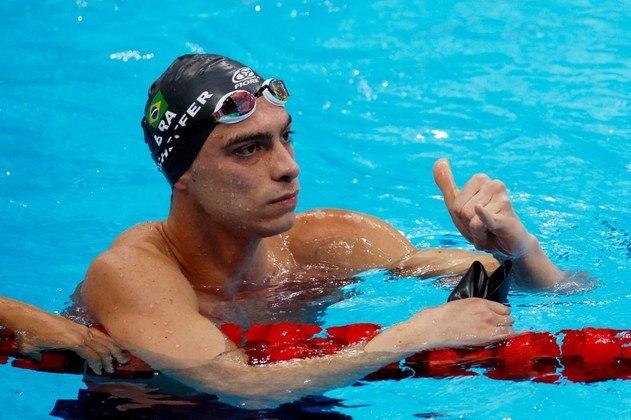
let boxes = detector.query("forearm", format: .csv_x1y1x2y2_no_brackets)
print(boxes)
102,313,409,407
167,299,506,409
158,311,448,408
391,239,565,289
390,248,498,278
509,234,564,288
0,297,47,331
172,345,406,408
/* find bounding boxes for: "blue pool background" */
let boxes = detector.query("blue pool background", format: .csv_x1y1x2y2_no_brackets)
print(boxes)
0,0,629,418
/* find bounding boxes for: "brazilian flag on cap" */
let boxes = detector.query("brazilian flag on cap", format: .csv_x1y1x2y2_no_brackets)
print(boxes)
147,91,168,127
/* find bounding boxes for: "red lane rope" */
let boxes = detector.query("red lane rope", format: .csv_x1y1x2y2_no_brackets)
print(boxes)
1,324,629,383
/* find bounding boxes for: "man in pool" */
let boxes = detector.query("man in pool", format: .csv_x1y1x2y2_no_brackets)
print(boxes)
81,54,566,407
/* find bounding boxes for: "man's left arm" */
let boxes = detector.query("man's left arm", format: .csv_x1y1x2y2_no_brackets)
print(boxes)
288,209,497,278
291,158,568,289
432,158,565,288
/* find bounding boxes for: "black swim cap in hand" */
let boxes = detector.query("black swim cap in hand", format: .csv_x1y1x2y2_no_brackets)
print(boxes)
447,260,512,304
141,54,264,185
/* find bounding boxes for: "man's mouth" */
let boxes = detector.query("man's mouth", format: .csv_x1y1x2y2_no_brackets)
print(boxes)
269,190,299,206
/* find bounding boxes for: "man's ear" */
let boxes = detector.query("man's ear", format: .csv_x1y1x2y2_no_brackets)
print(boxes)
173,171,191,191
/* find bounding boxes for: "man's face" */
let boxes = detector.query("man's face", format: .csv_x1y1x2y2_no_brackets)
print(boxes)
183,98,300,238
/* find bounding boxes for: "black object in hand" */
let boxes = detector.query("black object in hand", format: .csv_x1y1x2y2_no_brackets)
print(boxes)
447,260,512,304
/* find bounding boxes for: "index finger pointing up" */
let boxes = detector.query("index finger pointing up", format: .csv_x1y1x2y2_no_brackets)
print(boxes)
433,158,459,206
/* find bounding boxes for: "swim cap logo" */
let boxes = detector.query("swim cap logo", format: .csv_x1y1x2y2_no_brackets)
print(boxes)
232,67,260,89
147,91,169,128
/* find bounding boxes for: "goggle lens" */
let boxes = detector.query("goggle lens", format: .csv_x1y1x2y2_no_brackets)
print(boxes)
265,79,289,102
212,79,289,124
213,90,256,123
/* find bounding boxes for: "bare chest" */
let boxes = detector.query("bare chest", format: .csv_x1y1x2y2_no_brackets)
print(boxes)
194,265,358,325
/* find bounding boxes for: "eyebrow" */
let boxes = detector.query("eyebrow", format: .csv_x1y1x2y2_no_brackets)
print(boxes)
222,114,293,150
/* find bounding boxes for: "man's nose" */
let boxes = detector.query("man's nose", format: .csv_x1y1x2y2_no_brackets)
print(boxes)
270,141,300,182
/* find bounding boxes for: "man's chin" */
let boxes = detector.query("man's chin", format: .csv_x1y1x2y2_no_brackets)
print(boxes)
260,212,296,237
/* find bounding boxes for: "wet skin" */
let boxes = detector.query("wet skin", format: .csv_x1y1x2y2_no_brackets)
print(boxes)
80,97,564,407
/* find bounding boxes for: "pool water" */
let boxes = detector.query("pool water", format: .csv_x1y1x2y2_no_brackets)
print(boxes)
1,0,629,418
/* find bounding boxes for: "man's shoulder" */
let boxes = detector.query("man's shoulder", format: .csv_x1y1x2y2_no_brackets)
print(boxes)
109,221,166,249
292,208,389,236
286,209,412,269
87,221,179,285
295,208,370,226
83,222,193,314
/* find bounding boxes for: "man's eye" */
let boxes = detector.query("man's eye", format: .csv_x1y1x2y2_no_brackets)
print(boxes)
235,144,261,157
282,130,295,143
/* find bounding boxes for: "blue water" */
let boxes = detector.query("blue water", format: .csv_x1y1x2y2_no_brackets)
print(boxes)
1,0,629,418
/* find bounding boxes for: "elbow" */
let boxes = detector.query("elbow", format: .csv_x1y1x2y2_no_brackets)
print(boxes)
164,357,303,408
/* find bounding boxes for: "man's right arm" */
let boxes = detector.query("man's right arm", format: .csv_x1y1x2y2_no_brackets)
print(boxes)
83,246,513,409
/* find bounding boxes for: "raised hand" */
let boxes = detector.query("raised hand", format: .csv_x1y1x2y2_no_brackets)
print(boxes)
432,158,534,258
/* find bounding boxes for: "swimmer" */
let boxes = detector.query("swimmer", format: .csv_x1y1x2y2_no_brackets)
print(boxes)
0,296,127,374
80,54,566,407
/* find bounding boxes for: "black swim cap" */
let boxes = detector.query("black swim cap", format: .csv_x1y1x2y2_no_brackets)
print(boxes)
141,54,264,185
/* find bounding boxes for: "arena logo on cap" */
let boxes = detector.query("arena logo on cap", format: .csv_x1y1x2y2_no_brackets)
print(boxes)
232,67,260,89
147,91,169,128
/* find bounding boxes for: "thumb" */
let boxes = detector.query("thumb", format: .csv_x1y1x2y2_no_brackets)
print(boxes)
433,158,458,206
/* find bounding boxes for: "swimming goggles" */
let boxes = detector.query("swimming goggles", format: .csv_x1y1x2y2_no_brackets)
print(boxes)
212,78,289,124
